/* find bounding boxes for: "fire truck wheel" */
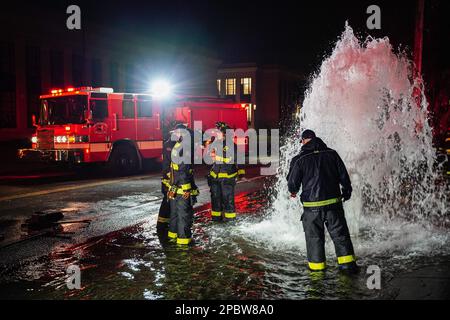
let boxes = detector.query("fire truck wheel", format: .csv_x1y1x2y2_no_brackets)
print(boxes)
109,144,139,175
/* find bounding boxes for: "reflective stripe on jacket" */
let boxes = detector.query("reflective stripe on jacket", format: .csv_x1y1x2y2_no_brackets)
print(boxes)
287,137,352,206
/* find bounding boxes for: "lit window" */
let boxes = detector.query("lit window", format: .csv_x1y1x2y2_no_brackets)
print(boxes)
240,78,252,95
225,78,236,95
247,104,252,123
217,79,221,95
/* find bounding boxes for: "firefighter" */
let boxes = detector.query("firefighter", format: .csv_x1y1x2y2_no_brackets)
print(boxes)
167,124,199,245
207,122,245,222
287,130,357,272
156,128,177,232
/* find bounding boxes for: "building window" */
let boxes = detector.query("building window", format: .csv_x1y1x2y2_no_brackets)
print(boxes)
225,78,236,95
240,77,252,95
216,79,221,95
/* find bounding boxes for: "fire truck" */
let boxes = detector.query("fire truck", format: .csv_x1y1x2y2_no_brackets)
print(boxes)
18,87,248,174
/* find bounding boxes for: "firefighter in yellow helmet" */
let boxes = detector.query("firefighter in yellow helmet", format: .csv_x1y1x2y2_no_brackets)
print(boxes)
167,123,199,245
207,122,245,221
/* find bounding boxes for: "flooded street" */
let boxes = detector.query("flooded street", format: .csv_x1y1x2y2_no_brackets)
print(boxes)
1,177,448,300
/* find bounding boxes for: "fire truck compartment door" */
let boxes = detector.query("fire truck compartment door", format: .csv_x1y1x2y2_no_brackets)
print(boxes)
90,122,109,143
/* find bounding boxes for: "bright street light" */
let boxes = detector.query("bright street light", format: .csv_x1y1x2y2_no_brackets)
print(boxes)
151,79,172,98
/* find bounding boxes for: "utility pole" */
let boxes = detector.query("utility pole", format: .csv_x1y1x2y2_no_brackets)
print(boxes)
414,0,425,77
413,0,426,125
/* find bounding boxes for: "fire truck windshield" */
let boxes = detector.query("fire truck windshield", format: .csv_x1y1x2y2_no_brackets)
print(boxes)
39,95,87,125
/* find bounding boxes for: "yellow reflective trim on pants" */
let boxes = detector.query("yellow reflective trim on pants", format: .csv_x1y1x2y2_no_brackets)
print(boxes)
303,197,341,208
211,211,222,217
308,262,326,271
337,255,356,265
168,231,177,239
157,216,170,223
177,238,191,245
238,169,245,175
224,212,236,219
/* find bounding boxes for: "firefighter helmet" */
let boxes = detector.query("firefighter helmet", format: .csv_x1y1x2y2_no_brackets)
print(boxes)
174,123,188,130
215,121,230,133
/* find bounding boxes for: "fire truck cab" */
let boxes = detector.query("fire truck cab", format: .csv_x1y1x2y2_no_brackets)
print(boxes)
18,86,163,174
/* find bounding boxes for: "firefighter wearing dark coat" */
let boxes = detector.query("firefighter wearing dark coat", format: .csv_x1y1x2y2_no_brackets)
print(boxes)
156,135,177,232
167,124,199,245
288,130,357,272
208,122,245,221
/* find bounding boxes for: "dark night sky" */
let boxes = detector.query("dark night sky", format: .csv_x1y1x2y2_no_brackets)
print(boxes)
77,0,418,72
5,1,450,75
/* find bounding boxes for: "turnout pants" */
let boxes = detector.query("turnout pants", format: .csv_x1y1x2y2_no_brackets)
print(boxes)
302,203,355,271
157,190,170,231
168,195,194,245
210,179,236,221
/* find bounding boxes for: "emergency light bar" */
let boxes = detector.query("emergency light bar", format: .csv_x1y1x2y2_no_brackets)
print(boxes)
49,87,114,95
93,87,114,93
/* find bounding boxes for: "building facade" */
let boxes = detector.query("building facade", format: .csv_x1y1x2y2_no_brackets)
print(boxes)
216,63,304,131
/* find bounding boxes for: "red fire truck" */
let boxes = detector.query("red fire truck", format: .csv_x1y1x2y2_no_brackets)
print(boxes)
18,87,248,173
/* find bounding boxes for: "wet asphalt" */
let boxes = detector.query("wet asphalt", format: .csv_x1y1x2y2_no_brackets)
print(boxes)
0,162,448,300
0,163,266,268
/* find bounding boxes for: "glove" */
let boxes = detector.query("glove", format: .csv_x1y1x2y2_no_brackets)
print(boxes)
167,186,177,200
182,191,191,200
342,190,351,202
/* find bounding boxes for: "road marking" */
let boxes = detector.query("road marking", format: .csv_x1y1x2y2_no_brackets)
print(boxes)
0,174,160,202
